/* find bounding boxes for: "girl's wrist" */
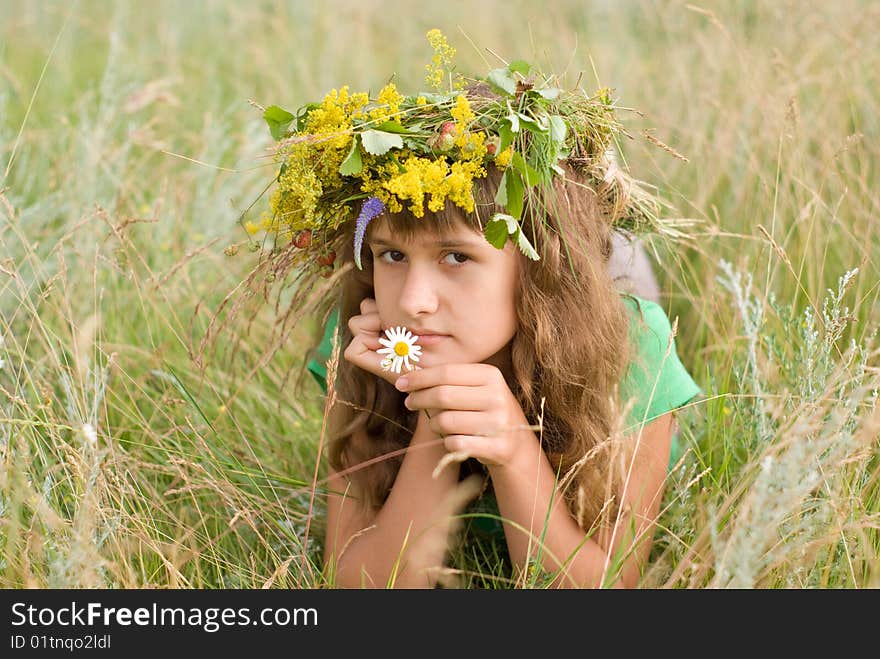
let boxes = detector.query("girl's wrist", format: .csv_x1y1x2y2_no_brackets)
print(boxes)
412,408,444,445
488,427,544,477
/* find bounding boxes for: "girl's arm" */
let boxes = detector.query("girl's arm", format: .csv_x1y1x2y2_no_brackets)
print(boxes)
488,412,674,588
324,411,467,588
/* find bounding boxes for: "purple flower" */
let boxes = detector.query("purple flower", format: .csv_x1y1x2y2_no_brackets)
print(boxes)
353,196,386,270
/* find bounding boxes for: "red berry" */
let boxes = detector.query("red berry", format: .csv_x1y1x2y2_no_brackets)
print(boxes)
440,121,456,135
294,230,312,249
317,250,336,266
319,266,334,278
485,135,500,156
436,132,455,152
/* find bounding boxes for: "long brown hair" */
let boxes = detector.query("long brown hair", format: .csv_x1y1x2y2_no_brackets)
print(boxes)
323,161,637,532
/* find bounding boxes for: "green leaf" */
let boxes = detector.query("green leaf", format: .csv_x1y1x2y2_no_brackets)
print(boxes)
263,105,295,141
487,68,517,95
506,170,524,219
508,60,532,76
360,130,404,155
518,111,548,133
295,103,321,131
486,214,540,260
536,87,562,101
494,169,508,207
484,216,511,249
513,227,540,260
499,213,519,233
506,111,520,134
339,136,363,176
372,121,415,134
549,115,567,143
418,92,455,104
499,121,515,152
511,151,541,186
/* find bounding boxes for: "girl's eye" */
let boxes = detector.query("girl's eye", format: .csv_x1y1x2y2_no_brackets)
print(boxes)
376,250,470,267
378,249,406,263
442,252,470,266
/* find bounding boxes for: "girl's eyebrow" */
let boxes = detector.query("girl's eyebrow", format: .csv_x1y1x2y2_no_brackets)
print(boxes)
368,237,481,249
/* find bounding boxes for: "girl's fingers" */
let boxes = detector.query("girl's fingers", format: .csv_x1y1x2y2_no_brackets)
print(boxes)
440,436,500,467
424,409,514,438
348,313,385,352
396,363,497,390
350,334,385,361
442,435,478,455
343,315,406,387
348,311,381,335
404,385,493,413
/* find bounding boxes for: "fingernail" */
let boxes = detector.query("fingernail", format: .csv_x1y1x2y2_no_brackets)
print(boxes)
396,377,408,390
404,395,412,409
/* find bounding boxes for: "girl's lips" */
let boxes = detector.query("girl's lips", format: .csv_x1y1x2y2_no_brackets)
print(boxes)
416,334,449,345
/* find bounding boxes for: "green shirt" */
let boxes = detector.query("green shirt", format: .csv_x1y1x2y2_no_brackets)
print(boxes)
305,295,703,550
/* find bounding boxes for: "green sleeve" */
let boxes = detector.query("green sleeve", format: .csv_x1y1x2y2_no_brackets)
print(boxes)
620,296,703,427
306,307,341,394
619,296,703,467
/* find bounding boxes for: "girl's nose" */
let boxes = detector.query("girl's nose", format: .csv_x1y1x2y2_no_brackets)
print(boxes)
397,263,439,316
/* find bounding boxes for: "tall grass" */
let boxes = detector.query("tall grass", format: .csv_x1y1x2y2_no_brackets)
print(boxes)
1,0,877,588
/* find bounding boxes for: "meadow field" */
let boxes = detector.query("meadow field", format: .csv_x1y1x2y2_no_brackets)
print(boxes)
1,0,878,588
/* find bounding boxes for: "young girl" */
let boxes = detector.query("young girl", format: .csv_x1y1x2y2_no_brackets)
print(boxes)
307,170,701,588
258,32,702,587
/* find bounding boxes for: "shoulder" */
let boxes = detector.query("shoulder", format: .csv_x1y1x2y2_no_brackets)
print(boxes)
618,294,702,432
621,294,673,344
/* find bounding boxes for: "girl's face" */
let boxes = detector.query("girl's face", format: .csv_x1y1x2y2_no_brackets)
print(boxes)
368,215,520,375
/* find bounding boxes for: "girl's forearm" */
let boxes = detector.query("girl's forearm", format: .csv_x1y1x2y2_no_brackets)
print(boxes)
488,435,628,589
333,412,464,588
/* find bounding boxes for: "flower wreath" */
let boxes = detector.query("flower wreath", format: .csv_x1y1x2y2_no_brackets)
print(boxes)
243,30,694,280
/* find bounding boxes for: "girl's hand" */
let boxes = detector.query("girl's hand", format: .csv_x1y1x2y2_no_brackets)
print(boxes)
343,297,413,387
395,363,535,468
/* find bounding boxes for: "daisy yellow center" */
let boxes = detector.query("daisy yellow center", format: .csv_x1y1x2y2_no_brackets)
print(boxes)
394,342,410,356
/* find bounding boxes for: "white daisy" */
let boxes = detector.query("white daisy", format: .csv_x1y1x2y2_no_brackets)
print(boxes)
377,326,423,374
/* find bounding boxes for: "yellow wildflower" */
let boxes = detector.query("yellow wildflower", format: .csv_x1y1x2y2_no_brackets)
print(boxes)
425,29,456,91
416,95,427,106
494,146,513,169
244,220,261,235
450,94,475,126
384,156,429,216
304,85,369,149
270,154,323,230
455,129,487,161
446,160,484,213
370,83,405,123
